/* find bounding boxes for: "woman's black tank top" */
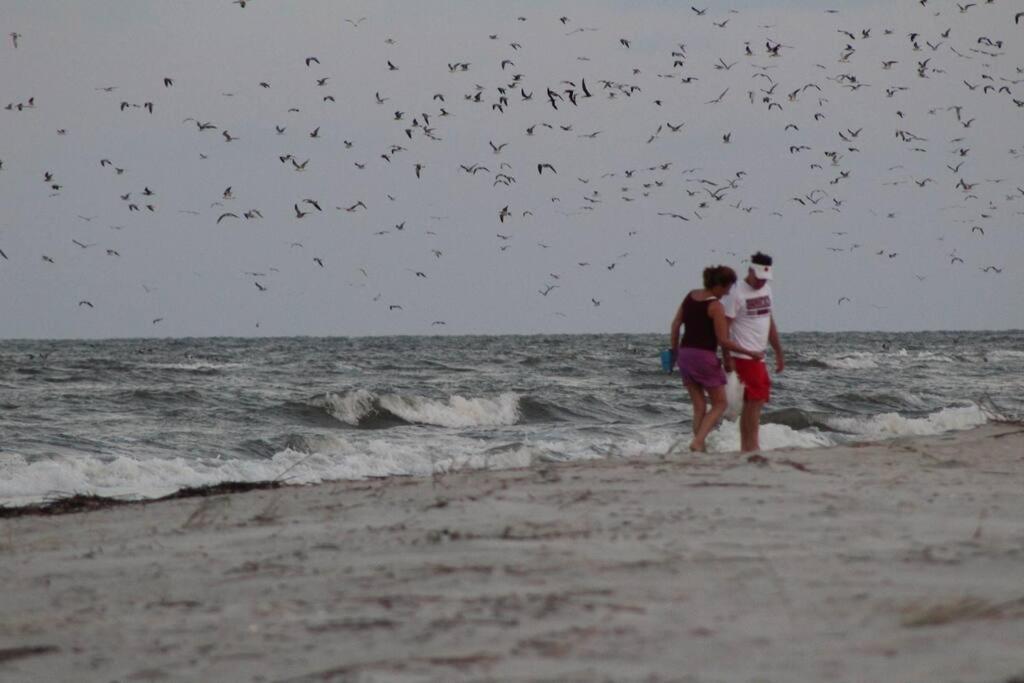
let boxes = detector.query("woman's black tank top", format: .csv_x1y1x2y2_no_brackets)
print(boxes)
680,293,718,351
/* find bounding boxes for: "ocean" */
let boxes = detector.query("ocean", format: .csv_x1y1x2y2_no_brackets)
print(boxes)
1,331,1021,505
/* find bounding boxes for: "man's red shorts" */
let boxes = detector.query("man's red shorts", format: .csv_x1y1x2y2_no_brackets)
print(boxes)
733,357,771,402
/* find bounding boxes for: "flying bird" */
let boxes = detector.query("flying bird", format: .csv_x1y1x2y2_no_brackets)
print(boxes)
706,88,729,104
658,212,689,221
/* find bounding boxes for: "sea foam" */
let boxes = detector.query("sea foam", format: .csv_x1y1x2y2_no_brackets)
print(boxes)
0,404,993,506
825,404,989,438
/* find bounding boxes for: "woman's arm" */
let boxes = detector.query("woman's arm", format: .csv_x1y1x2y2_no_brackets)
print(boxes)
710,301,763,358
721,318,734,372
670,303,684,349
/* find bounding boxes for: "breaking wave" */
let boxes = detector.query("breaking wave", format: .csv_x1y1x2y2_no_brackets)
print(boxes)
304,389,523,428
822,353,880,370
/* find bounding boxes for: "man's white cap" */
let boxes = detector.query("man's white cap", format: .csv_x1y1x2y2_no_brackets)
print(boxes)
751,262,773,280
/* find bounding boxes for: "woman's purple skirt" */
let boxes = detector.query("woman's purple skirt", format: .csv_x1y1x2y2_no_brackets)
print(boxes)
677,347,726,388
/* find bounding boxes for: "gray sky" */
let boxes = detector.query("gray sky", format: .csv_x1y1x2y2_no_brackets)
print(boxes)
1,0,1022,339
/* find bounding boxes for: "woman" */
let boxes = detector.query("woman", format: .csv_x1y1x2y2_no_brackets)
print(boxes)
670,265,764,451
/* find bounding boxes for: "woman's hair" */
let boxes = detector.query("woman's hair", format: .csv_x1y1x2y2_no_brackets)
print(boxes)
703,265,737,289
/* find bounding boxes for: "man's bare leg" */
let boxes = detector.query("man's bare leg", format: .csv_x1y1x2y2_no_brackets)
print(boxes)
740,400,765,452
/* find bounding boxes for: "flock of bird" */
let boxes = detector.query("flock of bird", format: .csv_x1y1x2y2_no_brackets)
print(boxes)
1,2,1022,334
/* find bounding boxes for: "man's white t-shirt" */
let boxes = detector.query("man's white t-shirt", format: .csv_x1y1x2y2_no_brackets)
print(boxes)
721,280,772,359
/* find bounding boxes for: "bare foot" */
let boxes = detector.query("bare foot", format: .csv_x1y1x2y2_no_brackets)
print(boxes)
689,439,707,453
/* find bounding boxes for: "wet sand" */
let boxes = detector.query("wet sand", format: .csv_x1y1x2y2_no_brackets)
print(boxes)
2,424,1023,682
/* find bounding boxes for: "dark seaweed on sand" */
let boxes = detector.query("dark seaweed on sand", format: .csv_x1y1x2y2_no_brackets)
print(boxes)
0,480,283,518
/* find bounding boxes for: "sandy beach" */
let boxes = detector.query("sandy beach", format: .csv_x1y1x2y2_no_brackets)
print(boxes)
2,424,1023,683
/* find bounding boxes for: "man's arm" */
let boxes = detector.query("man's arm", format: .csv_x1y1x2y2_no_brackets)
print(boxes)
768,315,784,373
712,303,762,358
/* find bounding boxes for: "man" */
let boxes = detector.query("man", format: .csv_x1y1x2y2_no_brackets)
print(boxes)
721,252,785,452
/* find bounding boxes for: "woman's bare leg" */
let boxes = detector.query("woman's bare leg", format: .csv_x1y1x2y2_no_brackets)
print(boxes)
691,385,727,452
684,380,707,441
